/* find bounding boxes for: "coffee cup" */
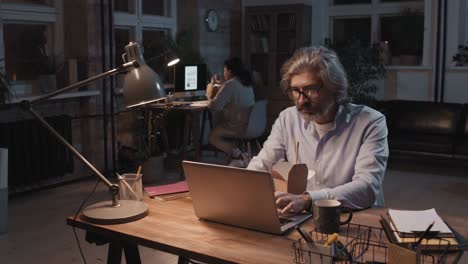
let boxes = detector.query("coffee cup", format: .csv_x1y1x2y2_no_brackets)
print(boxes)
313,199,353,234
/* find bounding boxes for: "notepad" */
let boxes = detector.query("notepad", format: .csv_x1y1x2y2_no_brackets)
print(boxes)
144,181,189,197
388,208,453,236
380,216,459,250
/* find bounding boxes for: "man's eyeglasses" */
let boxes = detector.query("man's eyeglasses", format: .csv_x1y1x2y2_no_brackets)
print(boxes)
286,84,321,100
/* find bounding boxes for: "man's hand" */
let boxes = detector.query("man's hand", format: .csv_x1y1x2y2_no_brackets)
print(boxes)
275,191,312,215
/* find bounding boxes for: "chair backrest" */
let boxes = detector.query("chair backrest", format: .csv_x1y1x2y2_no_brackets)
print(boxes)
244,100,267,139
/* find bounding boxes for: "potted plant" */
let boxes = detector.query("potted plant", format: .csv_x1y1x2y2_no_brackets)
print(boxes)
452,43,468,66
325,38,387,107
0,64,12,105
136,106,174,184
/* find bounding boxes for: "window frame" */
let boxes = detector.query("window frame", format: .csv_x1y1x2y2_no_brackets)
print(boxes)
0,1,62,93
113,0,177,44
328,0,428,67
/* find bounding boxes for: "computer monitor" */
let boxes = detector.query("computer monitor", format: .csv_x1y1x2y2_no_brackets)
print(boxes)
174,64,207,96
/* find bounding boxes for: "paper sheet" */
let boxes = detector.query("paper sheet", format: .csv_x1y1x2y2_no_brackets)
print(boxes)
388,208,452,234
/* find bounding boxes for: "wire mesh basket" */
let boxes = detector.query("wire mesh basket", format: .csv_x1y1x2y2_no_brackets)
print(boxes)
292,223,464,264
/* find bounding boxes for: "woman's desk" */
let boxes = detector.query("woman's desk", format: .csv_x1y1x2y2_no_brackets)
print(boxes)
147,101,211,161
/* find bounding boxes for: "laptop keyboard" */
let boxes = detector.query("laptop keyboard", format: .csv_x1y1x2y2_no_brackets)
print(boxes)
279,217,294,225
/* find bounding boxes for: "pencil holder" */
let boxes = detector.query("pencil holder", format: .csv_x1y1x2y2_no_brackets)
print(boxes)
118,173,143,201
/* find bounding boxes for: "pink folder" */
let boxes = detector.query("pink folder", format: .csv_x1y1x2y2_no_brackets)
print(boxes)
144,181,189,196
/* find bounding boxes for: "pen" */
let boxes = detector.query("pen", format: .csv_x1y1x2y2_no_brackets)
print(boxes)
136,165,142,179
415,220,435,246
296,226,314,243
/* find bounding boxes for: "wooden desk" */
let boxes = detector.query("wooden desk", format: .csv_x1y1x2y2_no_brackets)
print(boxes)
67,195,468,264
147,102,211,161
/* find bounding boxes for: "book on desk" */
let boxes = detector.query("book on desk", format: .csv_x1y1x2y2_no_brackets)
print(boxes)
380,208,462,251
144,181,189,201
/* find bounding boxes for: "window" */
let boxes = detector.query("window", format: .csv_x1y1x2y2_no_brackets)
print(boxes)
113,0,176,84
4,24,54,81
114,28,134,65
381,12,424,65
3,0,51,4
142,29,172,82
114,0,133,13
381,0,423,2
333,17,371,47
333,0,371,5
0,1,60,89
329,0,425,66
142,0,167,16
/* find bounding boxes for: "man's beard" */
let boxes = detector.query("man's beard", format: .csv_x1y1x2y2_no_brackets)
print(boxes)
297,99,336,122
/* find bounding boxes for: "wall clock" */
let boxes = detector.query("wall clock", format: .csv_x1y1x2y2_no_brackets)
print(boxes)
205,9,219,32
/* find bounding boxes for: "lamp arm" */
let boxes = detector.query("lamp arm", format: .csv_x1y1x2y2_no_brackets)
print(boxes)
24,105,120,206
20,60,139,207
30,60,138,106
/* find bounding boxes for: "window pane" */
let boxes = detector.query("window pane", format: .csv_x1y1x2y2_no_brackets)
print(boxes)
114,0,130,12
333,0,371,5
381,12,424,65
3,0,50,4
333,17,371,47
381,0,423,2
4,24,55,81
142,29,171,82
114,28,132,65
142,0,165,16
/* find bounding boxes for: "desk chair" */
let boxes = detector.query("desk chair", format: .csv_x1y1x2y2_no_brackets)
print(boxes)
238,99,267,160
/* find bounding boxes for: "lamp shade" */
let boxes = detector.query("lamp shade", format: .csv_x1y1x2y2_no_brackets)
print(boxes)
123,42,166,108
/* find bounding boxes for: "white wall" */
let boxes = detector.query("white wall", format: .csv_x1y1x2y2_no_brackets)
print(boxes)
444,68,468,103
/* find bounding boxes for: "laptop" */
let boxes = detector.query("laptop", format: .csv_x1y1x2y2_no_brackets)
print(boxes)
182,161,313,235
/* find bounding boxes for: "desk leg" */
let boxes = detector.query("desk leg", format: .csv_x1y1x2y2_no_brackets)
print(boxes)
107,242,122,264
123,244,141,264
182,113,192,160
181,111,202,161
191,112,201,161
107,241,141,264
177,256,190,264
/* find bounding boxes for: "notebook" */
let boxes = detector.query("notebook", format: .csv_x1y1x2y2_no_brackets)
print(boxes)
144,181,189,197
388,208,453,237
182,161,313,235
380,215,459,250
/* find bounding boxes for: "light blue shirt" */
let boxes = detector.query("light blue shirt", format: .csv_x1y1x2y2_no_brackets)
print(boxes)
247,103,389,209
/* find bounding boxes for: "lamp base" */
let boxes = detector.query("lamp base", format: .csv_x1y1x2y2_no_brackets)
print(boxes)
81,200,149,225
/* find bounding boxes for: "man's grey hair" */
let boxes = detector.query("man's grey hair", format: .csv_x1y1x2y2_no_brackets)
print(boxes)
280,46,349,104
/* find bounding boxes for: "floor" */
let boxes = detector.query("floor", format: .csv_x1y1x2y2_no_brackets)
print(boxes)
1,156,468,264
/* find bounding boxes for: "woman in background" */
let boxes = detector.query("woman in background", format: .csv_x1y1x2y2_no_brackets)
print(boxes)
206,57,255,167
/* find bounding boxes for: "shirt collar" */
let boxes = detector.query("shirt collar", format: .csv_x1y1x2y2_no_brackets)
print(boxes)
303,103,356,134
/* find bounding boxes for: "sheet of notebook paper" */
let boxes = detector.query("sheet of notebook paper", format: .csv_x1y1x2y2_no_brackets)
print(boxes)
388,208,452,234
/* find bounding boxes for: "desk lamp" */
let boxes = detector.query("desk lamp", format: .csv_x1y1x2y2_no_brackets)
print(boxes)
164,51,180,67
20,42,165,224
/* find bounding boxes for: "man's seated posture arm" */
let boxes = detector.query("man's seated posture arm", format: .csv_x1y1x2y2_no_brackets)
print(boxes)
246,46,389,214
